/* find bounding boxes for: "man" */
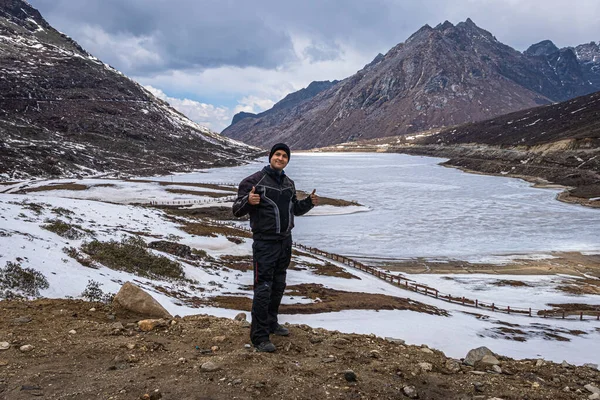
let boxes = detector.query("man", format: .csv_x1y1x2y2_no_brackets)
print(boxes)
233,143,319,352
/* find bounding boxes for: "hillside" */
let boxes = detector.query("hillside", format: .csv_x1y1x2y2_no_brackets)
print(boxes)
222,19,600,150
0,0,261,180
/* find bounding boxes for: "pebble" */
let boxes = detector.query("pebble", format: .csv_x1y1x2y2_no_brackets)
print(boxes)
126,343,136,350
0,342,10,351
89,307,96,312
201,361,220,372
473,382,485,392
531,382,540,389
420,347,434,354
69,330,77,335
244,344,252,349
418,362,433,372
535,359,545,367
212,335,227,343
111,322,124,331
20,344,34,352
234,312,247,322
13,316,32,324
0,360,8,366
384,337,405,344
402,385,418,399
343,370,357,382
492,365,502,374
211,346,219,352
445,359,461,373
232,378,242,385
369,350,381,359
470,371,486,375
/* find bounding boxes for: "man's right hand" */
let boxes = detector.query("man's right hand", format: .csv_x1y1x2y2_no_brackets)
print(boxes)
248,186,260,205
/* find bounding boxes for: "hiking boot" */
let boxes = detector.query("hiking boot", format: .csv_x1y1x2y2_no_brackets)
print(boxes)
270,324,289,336
255,341,276,352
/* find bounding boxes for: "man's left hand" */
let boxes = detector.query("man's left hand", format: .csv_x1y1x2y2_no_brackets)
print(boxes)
310,189,319,206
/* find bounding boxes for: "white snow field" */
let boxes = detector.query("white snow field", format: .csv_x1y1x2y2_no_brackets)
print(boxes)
1,153,599,365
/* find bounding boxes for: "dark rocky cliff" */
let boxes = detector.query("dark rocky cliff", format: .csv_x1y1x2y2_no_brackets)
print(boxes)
0,0,261,180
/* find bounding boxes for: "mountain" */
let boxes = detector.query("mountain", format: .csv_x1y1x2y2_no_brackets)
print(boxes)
228,80,338,126
0,0,261,180
221,19,600,149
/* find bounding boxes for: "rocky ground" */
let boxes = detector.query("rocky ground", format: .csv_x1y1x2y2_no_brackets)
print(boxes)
2,298,600,400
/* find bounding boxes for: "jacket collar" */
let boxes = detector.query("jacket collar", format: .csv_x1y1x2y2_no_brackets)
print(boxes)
263,166,285,184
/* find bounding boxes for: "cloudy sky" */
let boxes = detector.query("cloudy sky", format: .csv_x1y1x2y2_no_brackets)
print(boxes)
29,0,600,132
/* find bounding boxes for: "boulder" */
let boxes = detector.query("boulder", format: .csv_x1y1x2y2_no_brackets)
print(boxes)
113,282,172,318
464,346,495,366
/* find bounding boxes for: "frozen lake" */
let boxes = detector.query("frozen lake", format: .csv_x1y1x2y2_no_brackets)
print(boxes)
153,153,600,261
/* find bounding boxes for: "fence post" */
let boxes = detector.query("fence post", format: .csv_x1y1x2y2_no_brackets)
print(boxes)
462,297,465,305
507,306,510,314
449,294,452,303
435,290,438,299
580,312,583,321
528,308,531,317
492,303,495,311
475,299,478,308
562,311,565,319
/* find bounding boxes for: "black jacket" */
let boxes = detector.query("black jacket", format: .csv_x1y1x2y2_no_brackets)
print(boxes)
232,166,314,240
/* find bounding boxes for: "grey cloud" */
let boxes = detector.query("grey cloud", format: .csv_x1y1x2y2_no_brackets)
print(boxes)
303,40,344,63
28,0,600,76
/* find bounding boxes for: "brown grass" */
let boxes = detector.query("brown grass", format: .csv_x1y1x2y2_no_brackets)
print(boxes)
179,221,252,238
129,179,236,192
290,260,359,279
165,188,232,198
491,280,532,287
206,284,447,316
296,191,361,207
19,183,88,193
220,255,253,272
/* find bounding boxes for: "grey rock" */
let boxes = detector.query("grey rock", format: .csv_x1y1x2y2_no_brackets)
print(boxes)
589,393,600,400
385,337,406,344
561,360,573,368
113,282,172,319
464,346,494,366
343,370,357,382
19,344,34,352
200,361,220,372
234,313,247,322
473,382,485,392
492,365,502,374
418,362,433,372
480,354,500,366
445,359,461,373
110,322,124,331
535,359,545,367
0,342,9,351
402,385,418,399
13,316,32,324
585,384,600,395
420,347,434,354
584,363,599,370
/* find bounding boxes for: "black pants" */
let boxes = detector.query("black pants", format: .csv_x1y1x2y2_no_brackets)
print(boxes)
250,236,292,345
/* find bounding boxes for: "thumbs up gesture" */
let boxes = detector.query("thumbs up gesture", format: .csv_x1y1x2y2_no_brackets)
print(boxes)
248,186,260,205
310,189,319,206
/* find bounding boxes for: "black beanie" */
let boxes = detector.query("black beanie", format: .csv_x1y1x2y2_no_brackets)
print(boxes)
269,143,291,161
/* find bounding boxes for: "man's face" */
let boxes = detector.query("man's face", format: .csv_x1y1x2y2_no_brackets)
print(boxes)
270,150,289,171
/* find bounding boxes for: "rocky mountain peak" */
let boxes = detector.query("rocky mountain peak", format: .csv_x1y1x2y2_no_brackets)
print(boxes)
222,20,600,150
525,40,559,57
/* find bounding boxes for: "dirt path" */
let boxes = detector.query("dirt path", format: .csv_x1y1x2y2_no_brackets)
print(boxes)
1,299,600,400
